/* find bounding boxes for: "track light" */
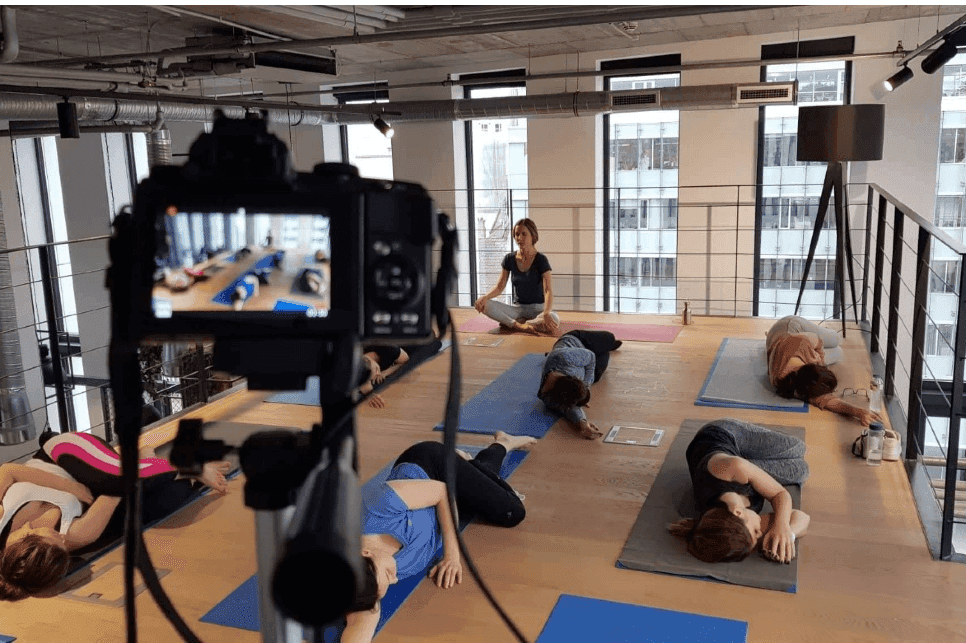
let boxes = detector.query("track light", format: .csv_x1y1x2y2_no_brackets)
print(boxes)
921,38,959,74
883,66,914,91
372,116,394,139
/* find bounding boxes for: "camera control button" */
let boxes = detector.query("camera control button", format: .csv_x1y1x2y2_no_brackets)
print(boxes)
400,313,419,325
372,312,392,325
372,240,392,256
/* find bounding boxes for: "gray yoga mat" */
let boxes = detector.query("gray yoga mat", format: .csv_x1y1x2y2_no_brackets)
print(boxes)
695,338,808,412
617,419,803,593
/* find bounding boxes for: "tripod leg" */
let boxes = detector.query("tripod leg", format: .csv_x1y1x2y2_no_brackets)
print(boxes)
795,166,834,315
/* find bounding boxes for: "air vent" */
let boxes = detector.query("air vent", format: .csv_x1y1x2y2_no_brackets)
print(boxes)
613,93,658,107
735,82,796,105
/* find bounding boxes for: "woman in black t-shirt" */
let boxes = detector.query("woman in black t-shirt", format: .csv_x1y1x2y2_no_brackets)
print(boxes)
473,218,560,335
668,419,810,564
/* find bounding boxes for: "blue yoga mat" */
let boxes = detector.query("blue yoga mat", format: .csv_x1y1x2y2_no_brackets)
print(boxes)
200,445,528,639
536,595,747,643
434,353,557,438
272,300,311,312
695,338,808,413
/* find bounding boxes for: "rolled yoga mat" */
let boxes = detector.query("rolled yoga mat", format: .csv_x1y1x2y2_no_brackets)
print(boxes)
616,419,804,593
695,338,808,412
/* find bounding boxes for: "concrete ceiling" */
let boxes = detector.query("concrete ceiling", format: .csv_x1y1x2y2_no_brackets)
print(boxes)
5,5,966,92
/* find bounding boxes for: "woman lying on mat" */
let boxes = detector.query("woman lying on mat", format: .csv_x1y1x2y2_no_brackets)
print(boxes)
766,315,880,426
357,344,410,409
473,218,561,336
343,433,534,642
0,430,231,601
538,329,622,440
668,419,810,564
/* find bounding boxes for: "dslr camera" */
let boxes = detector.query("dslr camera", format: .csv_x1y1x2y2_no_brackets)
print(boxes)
110,112,444,357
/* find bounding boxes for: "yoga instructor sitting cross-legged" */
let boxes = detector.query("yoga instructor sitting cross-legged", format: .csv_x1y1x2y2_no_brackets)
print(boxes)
473,218,560,336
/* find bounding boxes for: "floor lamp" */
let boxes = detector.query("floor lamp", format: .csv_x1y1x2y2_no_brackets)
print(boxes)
793,104,885,336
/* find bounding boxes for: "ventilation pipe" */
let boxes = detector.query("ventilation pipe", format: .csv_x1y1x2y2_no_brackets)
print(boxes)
0,205,35,444
0,81,796,129
0,7,18,64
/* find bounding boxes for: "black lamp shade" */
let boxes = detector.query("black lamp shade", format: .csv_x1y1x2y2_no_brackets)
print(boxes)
796,104,885,162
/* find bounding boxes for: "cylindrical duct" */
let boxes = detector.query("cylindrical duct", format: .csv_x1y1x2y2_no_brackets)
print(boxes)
0,199,35,444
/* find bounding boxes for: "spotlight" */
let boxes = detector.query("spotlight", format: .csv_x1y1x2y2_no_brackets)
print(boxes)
921,38,959,74
883,66,914,92
372,116,394,139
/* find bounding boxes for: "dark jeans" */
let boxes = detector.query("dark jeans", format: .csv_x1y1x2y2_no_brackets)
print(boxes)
394,441,525,527
555,329,620,383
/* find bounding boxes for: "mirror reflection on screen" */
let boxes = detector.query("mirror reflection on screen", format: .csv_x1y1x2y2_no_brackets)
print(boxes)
152,207,331,318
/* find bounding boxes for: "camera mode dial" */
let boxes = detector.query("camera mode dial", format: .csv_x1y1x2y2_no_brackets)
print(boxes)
370,254,420,307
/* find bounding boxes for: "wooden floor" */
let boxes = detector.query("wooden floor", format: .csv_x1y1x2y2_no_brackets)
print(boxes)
4,310,966,642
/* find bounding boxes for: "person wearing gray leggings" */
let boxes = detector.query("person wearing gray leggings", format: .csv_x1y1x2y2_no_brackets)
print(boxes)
668,418,811,564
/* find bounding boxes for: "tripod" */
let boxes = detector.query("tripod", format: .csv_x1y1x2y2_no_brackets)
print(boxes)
792,160,859,336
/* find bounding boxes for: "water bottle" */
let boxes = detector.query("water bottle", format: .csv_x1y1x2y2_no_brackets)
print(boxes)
866,421,885,466
682,301,692,325
869,376,883,413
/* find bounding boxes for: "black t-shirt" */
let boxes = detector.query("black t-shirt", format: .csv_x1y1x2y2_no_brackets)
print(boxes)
501,252,552,305
362,344,403,368
685,423,764,515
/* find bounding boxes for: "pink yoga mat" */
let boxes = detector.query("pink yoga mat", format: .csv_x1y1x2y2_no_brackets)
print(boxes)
457,316,682,342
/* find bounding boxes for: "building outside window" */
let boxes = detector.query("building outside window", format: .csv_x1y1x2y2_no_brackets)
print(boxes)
605,69,680,314
465,75,529,303
757,59,848,320
336,85,393,180
926,53,966,386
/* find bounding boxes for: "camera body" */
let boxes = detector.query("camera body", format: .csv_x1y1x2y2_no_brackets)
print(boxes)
111,114,439,346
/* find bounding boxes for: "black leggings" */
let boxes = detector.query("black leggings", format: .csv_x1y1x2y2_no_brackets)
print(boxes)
394,441,525,527
555,329,620,383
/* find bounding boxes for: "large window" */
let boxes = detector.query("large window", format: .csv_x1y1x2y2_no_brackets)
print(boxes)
604,55,680,315
755,38,853,319
464,71,529,303
335,84,393,180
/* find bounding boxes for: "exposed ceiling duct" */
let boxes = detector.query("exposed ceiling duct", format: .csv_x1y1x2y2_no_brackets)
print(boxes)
0,81,797,132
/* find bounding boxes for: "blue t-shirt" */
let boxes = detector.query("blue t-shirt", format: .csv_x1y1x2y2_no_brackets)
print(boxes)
501,252,551,305
361,463,442,579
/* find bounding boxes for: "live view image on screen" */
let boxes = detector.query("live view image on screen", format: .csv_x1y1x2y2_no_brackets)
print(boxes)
152,207,331,318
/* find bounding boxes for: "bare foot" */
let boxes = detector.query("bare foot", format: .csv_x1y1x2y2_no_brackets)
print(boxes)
494,431,537,451
199,460,232,495
455,449,473,461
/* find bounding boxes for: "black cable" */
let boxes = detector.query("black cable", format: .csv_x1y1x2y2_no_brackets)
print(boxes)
136,532,204,643
440,314,530,643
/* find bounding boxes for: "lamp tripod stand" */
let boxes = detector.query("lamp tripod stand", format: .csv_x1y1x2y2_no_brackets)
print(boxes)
793,160,859,336
792,103,885,337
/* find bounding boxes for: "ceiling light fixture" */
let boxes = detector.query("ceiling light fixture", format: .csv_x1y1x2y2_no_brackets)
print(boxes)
372,116,394,138
921,37,960,74
883,65,914,91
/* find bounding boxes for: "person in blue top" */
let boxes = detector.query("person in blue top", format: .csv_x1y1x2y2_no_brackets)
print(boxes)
667,419,811,564
538,329,622,439
474,218,561,335
343,431,535,642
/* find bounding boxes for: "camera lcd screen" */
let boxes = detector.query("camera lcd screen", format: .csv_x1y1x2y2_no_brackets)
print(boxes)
152,207,332,319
